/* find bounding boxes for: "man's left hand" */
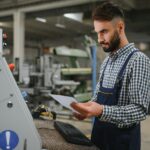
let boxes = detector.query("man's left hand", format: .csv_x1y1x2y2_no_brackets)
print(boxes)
70,101,103,119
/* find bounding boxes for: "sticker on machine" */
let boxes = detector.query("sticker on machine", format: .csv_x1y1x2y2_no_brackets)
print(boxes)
0,130,19,150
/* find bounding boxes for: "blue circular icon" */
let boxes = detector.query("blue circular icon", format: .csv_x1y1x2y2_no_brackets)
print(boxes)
0,130,19,150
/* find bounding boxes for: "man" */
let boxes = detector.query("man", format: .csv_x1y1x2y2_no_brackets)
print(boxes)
71,1,150,150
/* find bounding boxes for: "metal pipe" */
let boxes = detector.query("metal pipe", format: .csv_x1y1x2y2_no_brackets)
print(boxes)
90,45,97,96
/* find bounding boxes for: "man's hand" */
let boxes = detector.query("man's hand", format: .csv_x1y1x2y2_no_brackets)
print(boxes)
70,101,103,120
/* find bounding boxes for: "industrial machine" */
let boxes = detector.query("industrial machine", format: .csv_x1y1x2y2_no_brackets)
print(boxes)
0,29,43,150
12,44,93,114
26,46,92,95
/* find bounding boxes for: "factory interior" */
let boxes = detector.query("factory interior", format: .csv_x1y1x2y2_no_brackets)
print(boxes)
0,0,150,149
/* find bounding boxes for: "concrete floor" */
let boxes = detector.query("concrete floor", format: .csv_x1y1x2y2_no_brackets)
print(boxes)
57,115,150,150
141,116,150,150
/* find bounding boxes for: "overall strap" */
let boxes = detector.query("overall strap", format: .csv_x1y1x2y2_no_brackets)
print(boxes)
110,50,139,105
100,58,109,87
117,50,139,79
100,49,139,88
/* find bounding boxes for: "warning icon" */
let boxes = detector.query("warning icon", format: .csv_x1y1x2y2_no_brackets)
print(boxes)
0,130,19,150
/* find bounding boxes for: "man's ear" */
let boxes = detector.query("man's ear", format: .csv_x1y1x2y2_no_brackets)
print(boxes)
118,21,124,33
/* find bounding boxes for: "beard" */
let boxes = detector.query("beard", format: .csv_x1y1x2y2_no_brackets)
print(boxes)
101,31,120,53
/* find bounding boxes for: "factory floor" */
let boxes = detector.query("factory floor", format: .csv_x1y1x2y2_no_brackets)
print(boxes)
57,115,150,150
141,116,150,150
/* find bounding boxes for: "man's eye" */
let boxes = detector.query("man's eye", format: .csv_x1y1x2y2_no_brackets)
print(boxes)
103,30,107,33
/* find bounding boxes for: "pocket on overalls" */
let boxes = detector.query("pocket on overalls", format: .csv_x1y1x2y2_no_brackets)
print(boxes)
115,129,131,150
97,90,113,105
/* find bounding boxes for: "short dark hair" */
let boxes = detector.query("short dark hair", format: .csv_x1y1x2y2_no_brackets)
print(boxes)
92,1,124,21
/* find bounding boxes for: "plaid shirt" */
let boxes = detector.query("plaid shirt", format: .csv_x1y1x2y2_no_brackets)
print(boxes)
92,43,150,128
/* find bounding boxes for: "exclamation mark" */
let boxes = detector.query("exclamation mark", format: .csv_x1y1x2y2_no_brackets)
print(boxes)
6,131,10,149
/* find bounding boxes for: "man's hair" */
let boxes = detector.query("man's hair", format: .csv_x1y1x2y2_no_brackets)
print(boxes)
92,1,124,21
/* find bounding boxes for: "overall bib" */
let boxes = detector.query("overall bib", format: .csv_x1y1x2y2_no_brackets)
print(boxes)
91,50,140,150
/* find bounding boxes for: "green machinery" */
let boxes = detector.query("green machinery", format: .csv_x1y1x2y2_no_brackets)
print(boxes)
53,46,92,102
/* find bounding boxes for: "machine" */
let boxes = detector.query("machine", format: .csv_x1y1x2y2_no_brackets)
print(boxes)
0,29,43,150
12,44,93,115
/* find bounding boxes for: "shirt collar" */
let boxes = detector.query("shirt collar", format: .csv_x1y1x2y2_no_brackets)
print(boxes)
109,43,135,60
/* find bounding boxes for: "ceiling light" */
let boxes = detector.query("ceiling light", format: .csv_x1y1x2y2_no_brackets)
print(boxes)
0,22,4,26
64,13,83,22
35,17,47,23
55,23,66,29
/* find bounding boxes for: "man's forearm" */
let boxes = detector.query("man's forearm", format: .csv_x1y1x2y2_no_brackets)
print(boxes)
98,104,147,127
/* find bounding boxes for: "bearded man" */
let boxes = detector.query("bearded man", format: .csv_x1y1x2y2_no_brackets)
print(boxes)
71,1,150,150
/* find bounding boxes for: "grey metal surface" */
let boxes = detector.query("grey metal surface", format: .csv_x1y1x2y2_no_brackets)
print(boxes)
0,53,42,149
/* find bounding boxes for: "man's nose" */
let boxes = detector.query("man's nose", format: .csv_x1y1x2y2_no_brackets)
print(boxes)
98,38,105,44
98,34,104,43
98,39,105,44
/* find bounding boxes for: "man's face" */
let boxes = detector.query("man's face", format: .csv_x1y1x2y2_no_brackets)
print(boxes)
94,20,121,53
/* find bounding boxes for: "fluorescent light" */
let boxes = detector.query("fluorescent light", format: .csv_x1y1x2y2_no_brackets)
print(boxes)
64,13,83,22
35,17,47,23
55,23,66,29
0,22,4,26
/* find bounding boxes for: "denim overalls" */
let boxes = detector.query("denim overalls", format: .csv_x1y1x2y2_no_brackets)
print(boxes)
91,50,140,150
